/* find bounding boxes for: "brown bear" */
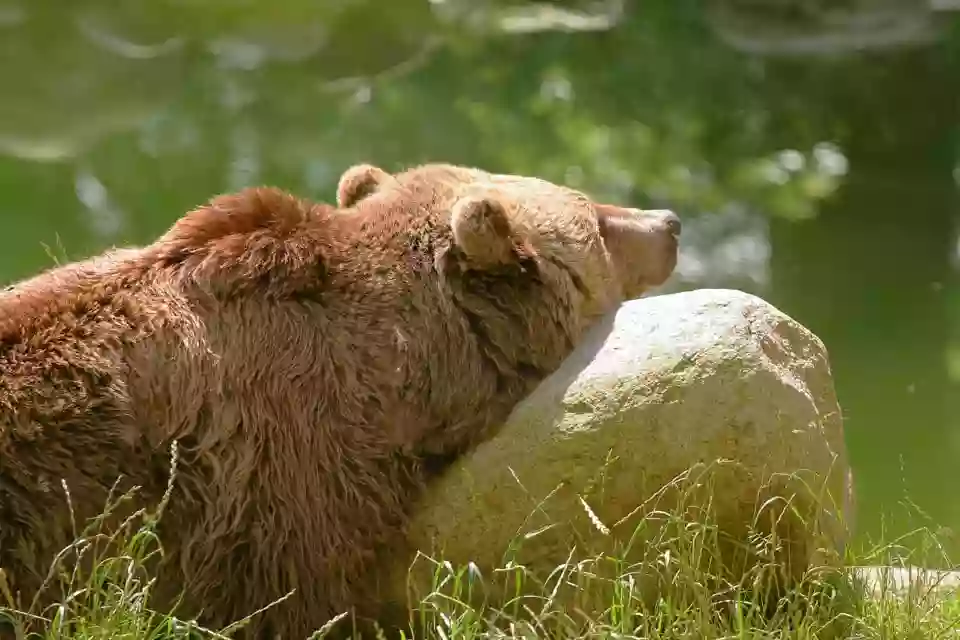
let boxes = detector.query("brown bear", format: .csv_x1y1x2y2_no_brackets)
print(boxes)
0,162,680,637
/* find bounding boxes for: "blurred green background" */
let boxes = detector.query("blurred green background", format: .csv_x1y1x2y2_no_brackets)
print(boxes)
1,0,958,556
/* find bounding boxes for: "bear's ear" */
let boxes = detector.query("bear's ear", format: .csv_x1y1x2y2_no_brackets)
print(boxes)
337,163,391,208
450,195,526,267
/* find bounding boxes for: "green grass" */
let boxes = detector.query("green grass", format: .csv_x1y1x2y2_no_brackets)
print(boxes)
1,443,959,640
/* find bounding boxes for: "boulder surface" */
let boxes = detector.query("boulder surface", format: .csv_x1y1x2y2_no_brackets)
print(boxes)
384,288,855,614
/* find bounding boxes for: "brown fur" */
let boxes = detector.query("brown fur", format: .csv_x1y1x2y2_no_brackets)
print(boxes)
0,163,679,637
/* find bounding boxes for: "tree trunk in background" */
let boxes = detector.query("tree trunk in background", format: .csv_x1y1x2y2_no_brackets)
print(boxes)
767,48,959,553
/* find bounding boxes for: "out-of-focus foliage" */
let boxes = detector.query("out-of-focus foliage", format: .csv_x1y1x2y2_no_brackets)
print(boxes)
8,0,949,227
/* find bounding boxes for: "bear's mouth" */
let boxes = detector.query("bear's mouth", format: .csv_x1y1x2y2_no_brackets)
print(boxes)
658,233,681,280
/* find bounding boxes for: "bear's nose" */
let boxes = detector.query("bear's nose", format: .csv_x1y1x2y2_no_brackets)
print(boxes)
647,209,681,237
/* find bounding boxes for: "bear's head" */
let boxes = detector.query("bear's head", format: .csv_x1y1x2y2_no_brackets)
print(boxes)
337,162,680,319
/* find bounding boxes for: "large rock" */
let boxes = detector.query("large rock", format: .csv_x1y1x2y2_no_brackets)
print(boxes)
855,565,960,599
382,288,855,615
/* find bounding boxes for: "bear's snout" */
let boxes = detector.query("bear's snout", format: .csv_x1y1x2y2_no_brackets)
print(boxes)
595,204,681,297
628,208,681,238
655,209,682,237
